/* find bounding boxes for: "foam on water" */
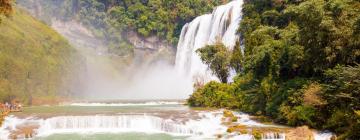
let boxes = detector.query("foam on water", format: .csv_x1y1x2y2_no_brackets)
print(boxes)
314,131,334,140
0,116,22,139
68,101,182,107
0,111,226,139
0,110,334,140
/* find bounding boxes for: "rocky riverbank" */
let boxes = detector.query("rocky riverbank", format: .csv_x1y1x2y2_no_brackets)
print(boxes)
221,110,335,140
0,111,7,126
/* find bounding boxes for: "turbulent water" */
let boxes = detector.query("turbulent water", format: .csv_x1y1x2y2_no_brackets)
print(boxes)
0,102,228,139
175,0,243,82
0,102,333,140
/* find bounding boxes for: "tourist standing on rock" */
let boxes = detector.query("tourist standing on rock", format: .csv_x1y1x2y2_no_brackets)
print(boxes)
5,102,10,111
18,104,22,111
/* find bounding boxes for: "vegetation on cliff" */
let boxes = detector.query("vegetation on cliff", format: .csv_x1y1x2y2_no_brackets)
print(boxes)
189,0,360,139
0,6,80,105
17,0,225,56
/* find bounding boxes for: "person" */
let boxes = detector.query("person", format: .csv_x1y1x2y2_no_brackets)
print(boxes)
10,103,14,111
5,102,9,110
16,103,22,111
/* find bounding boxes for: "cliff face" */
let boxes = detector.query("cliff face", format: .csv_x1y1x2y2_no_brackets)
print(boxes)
126,31,173,50
126,31,175,65
50,19,107,54
50,18,175,66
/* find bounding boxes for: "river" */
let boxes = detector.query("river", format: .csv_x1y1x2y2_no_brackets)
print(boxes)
0,100,333,140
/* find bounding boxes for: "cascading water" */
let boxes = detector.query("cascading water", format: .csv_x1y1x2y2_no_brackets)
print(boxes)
0,111,227,139
36,115,200,136
0,109,334,140
175,0,243,82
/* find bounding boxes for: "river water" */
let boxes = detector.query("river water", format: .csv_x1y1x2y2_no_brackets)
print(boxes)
0,101,333,140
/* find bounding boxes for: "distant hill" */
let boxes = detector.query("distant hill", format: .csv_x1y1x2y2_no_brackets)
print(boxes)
0,8,81,105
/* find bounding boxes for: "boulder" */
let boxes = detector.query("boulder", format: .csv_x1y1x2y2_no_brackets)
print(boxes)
286,126,314,140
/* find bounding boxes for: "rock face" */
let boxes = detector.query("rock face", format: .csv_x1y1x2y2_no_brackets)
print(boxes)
51,19,106,50
126,31,176,65
286,126,314,140
126,31,173,51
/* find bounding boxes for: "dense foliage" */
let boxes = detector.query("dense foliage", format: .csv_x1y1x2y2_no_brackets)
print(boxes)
197,43,231,83
107,0,224,43
0,0,12,23
17,0,224,56
0,9,80,105
189,0,360,139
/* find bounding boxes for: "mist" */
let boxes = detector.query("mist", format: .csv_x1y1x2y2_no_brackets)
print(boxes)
82,56,193,100
50,19,193,101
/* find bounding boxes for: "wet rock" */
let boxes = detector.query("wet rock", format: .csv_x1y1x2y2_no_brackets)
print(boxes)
223,110,234,118
0,111,9,126
222,110,238,124
286,126,314,140
227,124,247,133
252,129,262,140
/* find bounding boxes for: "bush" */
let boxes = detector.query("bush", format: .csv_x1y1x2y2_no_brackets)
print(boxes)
188,81,238,108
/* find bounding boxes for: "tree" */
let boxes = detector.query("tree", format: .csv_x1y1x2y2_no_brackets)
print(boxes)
230,41,243,73
0,0,12,23
197,43,231,83
190,0,360,138
323,65,360,139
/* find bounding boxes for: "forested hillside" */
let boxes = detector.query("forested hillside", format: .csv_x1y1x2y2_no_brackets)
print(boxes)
18,0,225,56
0,8,80,105
189,0,360,139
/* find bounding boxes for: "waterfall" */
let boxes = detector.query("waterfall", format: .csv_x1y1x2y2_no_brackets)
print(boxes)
0,112,334,140
175,0,243,82
262,133,286,140
0,111,227,139
36,115,199,136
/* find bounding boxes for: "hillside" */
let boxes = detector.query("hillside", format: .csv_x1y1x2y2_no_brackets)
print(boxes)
0,8,80,105
17,0,225,56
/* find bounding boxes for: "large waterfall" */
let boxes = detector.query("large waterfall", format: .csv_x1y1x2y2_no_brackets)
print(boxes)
175,0,243,82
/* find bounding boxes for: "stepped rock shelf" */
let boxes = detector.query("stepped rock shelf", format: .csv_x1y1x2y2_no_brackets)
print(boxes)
0,102,333,140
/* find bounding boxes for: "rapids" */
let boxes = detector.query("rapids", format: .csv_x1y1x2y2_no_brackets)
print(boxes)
0,102,333,140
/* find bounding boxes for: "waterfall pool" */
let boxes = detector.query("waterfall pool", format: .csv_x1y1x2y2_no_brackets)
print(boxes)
0,101,332,140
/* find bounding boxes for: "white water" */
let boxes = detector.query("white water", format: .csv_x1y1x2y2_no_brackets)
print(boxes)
36,115,199,136
0,110,333,140
68,101,183,107
0,111,227,139
314,131,334,140
175,0,243,82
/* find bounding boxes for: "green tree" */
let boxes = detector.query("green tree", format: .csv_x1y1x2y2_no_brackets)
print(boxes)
323,65,360,139
0,0,12,23
189,0,360,138
230,41,243,73
197,43,231,83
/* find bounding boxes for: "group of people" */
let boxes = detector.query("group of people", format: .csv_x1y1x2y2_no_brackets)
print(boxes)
1,102,22,113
